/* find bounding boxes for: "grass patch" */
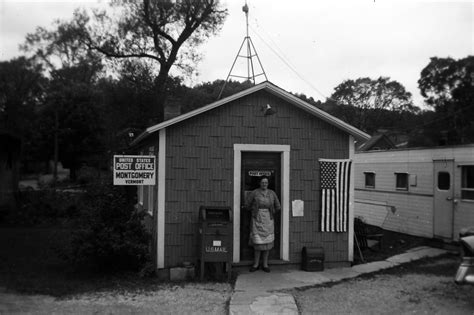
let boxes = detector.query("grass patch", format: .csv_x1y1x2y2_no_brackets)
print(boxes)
0,227,235,297
0,227,156,297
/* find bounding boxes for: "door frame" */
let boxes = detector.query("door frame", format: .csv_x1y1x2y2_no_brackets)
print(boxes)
433,159,455,239
233,144,290,263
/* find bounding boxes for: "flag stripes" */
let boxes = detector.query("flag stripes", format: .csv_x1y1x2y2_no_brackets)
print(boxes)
319,159,352,232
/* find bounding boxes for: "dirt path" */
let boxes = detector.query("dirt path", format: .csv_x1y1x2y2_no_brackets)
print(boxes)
0,283,232,314
293,257,474,314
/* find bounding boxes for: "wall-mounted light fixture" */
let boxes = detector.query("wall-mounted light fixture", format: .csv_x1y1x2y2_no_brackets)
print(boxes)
262,104,276,116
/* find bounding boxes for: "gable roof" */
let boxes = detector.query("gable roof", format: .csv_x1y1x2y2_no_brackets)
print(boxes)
357,134,396,151
131,81,371,146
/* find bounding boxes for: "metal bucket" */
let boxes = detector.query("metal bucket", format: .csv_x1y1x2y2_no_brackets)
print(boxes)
455,257,474,284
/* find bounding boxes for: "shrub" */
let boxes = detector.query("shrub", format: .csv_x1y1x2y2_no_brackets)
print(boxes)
6,189,81,226
76,165,106,185
67,178,151,272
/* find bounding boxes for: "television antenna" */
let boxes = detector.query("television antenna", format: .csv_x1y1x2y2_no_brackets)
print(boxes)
218,1,268,99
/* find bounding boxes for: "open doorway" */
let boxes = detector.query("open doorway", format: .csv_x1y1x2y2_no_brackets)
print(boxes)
240,152,282,261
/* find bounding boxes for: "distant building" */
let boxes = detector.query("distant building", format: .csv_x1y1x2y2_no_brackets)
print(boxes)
357,134,396,151
130,81,370,277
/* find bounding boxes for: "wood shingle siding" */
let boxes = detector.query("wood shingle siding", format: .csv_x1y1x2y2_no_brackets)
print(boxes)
133,82,371,271
162,90,350,267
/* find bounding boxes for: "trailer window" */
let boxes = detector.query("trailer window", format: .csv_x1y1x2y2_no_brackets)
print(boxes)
364,172,375,188
461,166,474,200
395,173,408,190
437,172,450,190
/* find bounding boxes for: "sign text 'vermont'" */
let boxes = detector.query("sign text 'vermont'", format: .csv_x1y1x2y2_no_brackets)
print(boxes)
113,155,156,185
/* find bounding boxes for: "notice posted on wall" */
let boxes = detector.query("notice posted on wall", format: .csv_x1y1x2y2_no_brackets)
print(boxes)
292,200,304,217
113,155,156,186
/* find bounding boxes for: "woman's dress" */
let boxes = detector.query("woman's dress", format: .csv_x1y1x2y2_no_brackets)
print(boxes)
246,188,281,251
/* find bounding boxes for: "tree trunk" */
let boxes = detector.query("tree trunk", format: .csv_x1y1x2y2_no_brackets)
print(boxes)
152,67,171,124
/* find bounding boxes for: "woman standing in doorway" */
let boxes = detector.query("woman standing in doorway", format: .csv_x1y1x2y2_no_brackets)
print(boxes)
245,177,281,272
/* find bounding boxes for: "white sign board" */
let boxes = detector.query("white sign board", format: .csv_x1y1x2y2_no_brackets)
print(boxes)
292,200,304,217
113,155,156,185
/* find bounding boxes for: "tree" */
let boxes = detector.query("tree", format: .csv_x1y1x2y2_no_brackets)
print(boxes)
180,79,253,113
96,71,157,153
22,18,102,73
292,93,324,110
70,0,228,123
328,77,419,132
418,56,474,144
23,22,105,181
0,57,45,134
0,58,47,175
31,63,105,181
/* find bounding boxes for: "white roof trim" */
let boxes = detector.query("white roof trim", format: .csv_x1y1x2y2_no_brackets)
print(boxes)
131,81,370,146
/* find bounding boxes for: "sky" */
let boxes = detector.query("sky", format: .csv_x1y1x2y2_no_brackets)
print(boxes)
0,0,472,109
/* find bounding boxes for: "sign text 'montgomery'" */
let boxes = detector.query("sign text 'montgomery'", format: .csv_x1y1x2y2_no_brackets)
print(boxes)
113,155,156,186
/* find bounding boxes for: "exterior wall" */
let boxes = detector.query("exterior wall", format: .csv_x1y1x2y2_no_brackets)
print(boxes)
355,145,474,240
354,159,434,238
163,90,349,267
451,148,474,239
135,140,159,267
355,191,433,238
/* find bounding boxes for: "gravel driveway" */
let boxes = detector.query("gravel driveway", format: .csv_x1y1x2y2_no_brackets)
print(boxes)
293,256,474,314
0,282,232,315
2,255,473,314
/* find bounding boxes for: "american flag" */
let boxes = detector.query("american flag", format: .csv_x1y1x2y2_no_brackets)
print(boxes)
319,159,352,232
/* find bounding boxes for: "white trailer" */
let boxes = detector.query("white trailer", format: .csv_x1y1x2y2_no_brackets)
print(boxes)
354,145,474,241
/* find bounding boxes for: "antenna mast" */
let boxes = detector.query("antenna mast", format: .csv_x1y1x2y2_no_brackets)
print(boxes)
218,1,268,99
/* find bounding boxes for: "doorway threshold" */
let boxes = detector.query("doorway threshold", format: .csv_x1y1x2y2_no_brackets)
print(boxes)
233,259,291,266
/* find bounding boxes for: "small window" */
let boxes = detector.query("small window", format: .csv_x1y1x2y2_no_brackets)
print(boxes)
364,172,375,188
409,174,417,187
147,185,154,216
138,186,144,207
438,172,450,190
395,173,408,190
143,184,149,211
148,146,155,215
461,166,474,200
136,150,145,212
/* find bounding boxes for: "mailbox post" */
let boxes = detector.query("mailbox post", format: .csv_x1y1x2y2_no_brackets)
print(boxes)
198,206,233,281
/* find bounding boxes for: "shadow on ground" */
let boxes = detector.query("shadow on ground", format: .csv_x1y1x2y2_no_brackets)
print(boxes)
353,225,429,264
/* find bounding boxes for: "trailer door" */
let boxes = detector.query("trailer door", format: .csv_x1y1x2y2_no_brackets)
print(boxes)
433,160,455,239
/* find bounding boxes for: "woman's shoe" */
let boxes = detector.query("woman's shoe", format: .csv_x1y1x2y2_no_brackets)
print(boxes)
262,266,270,273
249,265,259,272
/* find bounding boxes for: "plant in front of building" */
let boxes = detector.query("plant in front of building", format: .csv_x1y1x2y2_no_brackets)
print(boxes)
66,178,151,272
3,189,80,227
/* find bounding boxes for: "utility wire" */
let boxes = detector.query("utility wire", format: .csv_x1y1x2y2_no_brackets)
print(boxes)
251,18,295,76
249,24,331,102
249,12,472,138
